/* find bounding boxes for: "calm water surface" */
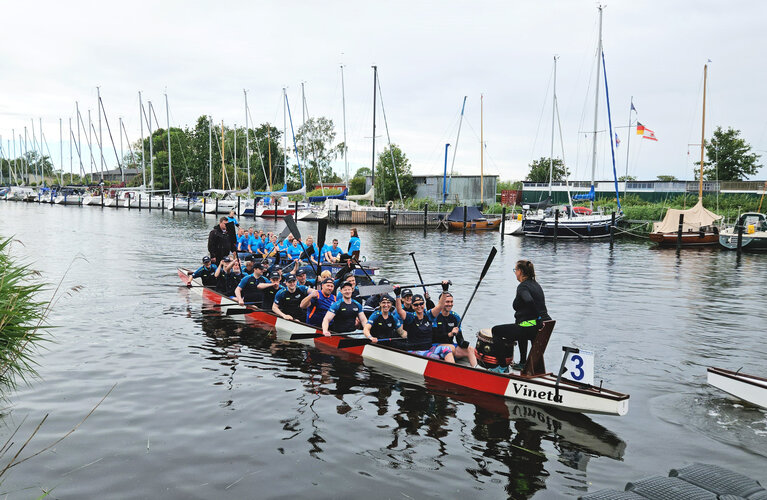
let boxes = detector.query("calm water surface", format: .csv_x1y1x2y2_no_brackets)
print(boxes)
0,202,765,499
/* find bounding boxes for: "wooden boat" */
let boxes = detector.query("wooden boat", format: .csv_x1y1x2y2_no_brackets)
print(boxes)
178,267,629,416
707,367,767,409
719,212,767,252
445,206,501,231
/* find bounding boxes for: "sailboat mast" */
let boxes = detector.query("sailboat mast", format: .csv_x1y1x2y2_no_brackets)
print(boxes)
148,101,154,190
139,92,146,188
267,124,272,190
449,96,467,194
233,123,237,191
68,119,73,183
165,93,172,197
245,90,251,193
371,65,378,203
341,64,349,188
549,56,558,197
283,88,287,188
59,118,63,185
221,121,225,190
699,64,707,201
480,93,484,206
590,5,604,209
208,115,212,190
98,87,104,176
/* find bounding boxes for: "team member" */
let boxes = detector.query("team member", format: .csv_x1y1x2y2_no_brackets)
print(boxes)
363,295,406,345
236,228,248,253
432,292,478,367
264,234,279,259
323,239,343,263
207,217,235,264
363,279,391,315
322,281,366,336
489,260,551,373
261,271,283,310
347,228,361,260
394,282,453,361
334,274,360,301
248,230,262,255
301,278,338,327
273,274,308,321
286,238,303,262
189,256,217,286
234,261,271,306
227,210,239,226
214,257,244,297
401,288,435,312
301,236,320,265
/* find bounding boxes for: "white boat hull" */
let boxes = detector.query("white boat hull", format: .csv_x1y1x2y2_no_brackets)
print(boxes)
707,367,767,409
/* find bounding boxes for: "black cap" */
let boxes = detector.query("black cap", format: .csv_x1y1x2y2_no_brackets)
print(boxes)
222,257,232,263
202,256,211,263
412,294,425,303
285,274,297,282
401,288,413,297
321,277,335,286
378,278,390,285
379,294,393,303
296,268,307,276
339,281,353,289
269,271,281,280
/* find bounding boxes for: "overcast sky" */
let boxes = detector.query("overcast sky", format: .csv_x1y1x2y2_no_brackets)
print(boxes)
2,1,766,185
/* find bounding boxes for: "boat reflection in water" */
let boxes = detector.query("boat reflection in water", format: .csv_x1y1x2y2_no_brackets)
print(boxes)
189,309,626,498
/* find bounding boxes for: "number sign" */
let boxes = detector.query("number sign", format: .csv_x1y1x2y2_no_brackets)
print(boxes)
562,350,594,386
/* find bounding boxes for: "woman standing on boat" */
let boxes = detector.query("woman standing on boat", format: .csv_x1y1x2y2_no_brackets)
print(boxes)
348,228,361,260
488,260,550,374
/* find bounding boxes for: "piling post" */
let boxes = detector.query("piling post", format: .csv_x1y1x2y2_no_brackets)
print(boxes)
237,196,241,216
610,211,616,246
387,204,392,230
294,201,298,218
202,196,205,214
274,198,278,221
101,192,104,207
128,196,131,210
149,194,152,212
737,223,744,255
501,206,507,241
161,194,165,211
554,209,560,243
462,205,467,237
335,205,339,225
676,214,684,249
215,198,218,215
187,196,190,212
138,194,142,210
423,204,428,233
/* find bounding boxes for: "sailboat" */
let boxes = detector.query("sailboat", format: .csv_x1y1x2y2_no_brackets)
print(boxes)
523,6,622,240
649,63,722,246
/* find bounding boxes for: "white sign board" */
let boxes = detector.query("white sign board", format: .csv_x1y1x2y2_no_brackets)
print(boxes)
562,350,594,386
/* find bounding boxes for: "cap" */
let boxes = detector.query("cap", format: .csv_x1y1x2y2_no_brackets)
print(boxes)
269,271,281,280
222,257,232,263
321,277,335,286
378,278,390,285
379,294,393,303
285,274,297,282
296,268,307,276
339,281,353,289
344,273,355,280
412,294,425,303
401,288,413,297
202,256,211,263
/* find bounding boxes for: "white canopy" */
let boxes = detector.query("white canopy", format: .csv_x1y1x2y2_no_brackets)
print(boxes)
653,200,722,233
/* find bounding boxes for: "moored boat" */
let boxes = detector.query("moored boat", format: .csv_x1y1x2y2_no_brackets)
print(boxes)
707,367,767,409
178,267,629,416
445,206,501,231
718,212,767,252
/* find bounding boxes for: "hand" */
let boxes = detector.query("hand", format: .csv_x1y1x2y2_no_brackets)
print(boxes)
442,280,450,292
451,327,460,336
424,291,430,299
322,329,331,337
370,337,378,343
284,315,294,321
394,286,401,297
238,298,244,306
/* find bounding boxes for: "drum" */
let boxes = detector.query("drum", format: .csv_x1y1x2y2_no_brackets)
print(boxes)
475,328,514,368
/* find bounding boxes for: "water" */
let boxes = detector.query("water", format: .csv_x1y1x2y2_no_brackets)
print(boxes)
0,202,765,499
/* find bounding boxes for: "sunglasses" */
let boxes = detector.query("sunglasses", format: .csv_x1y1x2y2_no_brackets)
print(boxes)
413,302,425,307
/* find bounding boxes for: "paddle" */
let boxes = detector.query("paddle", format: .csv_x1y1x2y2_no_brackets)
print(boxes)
337,337,397,349
455,246,497,347
289,330,362,340
283,215,321,277
408,252,428,295
225,221,239,262
357,281,452,297
204,302,260,307
316,219,328,260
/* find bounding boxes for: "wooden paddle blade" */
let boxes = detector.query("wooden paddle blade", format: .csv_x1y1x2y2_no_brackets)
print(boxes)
479,246,498,280
289,332,323,340
225,221,237,249
317,219,328,251
337,338,371,348
283,215,300,240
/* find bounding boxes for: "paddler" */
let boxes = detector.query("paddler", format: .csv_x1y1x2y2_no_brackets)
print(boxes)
323,238,343,263
301,277,338,327
488,260,551,374
401,288,435,312
394,282,454,362
214,257,243,297
234,260,272,306
189,256,217,286
261,271,284,310
322,281,366,336
335,273,360,301
273,274,308,321
363,294,406,345
432,292,478,368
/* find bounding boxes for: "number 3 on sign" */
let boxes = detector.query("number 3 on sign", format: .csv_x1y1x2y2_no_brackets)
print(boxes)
563,350,594,386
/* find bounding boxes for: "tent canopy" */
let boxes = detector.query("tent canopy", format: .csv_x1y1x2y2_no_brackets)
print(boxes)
446,206,487,222
653,200,723,233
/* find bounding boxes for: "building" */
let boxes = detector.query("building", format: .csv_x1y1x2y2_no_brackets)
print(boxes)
101,168,141,183
365,174,498,206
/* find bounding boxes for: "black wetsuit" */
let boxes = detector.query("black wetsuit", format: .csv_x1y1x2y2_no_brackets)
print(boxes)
491,279,551,366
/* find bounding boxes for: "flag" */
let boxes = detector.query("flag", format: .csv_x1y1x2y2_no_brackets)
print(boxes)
615,133,621,148
643,128,658,141
636,122,645,135
631,101,637,113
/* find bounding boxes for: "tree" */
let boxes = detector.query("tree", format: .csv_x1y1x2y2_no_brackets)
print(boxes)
374,144,416,202
525,157,569,183
702,126,762,181
656,175,677,182
294,117,344,189
618,175,637,181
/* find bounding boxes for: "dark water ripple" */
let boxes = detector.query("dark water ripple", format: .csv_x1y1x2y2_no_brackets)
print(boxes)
0,202,765,498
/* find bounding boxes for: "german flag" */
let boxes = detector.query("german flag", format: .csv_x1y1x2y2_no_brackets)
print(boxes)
636,122,645,135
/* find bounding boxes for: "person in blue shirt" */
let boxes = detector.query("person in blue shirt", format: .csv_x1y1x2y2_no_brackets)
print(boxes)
236,228,249,253
263,235,278,259
248,230,262,255
322,281,367,335
286,239,303,262
273,274,308,321
363,294,406,344
301,236,320,266
394,281,454,361
234,263,271,306
227,210,239,227
301,278,338,328
323,239,343,263
278,235,293,259
189,256,218,286
431,292,477,367
347,228,361,260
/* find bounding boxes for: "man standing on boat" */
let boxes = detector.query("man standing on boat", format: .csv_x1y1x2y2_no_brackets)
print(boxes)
273,274,308,321
208,217,236,264
488,260,550,373
322,281,367,336
301,278,338,328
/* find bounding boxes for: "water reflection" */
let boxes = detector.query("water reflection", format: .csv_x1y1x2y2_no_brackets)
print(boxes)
189,309,626,498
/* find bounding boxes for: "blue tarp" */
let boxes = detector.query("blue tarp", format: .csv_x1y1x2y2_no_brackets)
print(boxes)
572,186,595,201
446,206,487,222
308,188,348,203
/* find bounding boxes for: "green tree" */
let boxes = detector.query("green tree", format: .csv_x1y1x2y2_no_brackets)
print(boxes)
525,157,569,183
656,175,677,182
374,144,416,202
618,175,637,181
294,117,344,189
702,126,762,181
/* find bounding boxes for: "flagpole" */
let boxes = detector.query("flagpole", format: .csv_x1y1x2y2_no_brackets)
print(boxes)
624,97,633,196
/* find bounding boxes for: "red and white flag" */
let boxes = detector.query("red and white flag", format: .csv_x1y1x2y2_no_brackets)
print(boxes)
643,128,658,141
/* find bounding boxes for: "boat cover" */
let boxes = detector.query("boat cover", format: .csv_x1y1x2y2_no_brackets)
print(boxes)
572,186,595,201
652,200,723,233
524,196,551,209
446,206,487,222
308,188,347,203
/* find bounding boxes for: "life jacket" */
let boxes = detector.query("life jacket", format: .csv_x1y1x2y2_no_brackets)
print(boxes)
306,291,337,327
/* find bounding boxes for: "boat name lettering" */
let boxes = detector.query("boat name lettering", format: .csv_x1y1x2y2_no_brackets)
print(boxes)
509,405,562,433
512,383,564,403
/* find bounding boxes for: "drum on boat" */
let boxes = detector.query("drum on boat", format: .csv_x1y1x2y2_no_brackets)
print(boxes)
475,328,514,368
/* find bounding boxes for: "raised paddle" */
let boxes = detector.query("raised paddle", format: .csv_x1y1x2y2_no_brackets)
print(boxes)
408,252,428,295
455,246,497,347
282,215,322,277
316,219,328,259
225,221,239,262
357,281,452,297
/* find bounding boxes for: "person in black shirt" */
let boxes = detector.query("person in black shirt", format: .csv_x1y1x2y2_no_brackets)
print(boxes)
214,257,243,297
207,217,235,264
273,274,308,321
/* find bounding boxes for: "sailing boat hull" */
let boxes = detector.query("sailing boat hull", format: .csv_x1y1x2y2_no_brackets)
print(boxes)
523,214,618,239
648,231,719,246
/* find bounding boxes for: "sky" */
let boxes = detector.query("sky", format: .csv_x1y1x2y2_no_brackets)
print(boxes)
2,0,766,186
